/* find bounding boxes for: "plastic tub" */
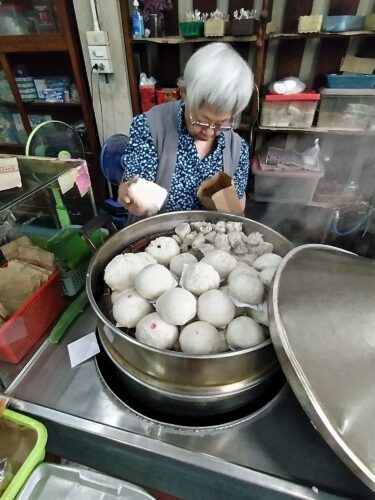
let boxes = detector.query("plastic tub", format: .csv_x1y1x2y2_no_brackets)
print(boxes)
260,93,320,128
0,409,47,500
252,155,324,204
317,88,375,130
0,270,65,363
326,74,375,89
321,15,364,32
16,463,155,500
46,226,107,270
179,21,203,38
364,13,375,30
60,257,90,296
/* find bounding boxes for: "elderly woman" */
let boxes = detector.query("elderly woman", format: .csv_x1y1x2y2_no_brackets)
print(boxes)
118,43,253,218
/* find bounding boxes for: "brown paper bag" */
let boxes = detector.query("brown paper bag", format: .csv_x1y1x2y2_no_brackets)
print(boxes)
1,236,32,261
197,172,244,216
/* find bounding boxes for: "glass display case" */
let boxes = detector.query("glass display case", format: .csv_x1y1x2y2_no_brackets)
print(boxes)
0,155,96,245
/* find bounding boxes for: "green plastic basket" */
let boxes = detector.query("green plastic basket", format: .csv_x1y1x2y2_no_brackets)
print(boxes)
179,21,204,38
60,257,90,297
0,409,47,500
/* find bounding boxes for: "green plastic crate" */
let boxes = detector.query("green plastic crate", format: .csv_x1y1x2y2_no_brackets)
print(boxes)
0,409,47,500
179,22,203,38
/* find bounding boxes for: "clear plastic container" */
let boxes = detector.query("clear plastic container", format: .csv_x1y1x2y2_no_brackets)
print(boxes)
260,93,320,128
317,88,375,130
252,155,324,204
0,5,27,35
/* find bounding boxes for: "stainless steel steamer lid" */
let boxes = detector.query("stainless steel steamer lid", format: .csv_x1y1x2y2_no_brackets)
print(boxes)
269,244,375,492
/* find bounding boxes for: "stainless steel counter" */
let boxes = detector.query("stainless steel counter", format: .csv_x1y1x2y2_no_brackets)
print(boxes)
2,307,373,500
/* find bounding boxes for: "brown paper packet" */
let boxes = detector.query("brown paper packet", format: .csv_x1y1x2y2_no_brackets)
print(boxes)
0,236,32,261
16,246,55,271
0,302,9,321
197,172,244,216
11,260,51,282
0,263,44,314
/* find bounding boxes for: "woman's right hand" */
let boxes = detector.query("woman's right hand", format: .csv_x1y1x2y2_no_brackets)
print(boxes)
118,178,156,217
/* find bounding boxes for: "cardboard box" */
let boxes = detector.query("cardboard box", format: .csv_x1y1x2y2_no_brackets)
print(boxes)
197,172,244,216
340,55,375,75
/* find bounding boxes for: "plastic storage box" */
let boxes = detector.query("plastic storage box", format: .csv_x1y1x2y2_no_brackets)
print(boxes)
321,15,364,32
326,74,375,89
179,22,203,38
0,269,65,363
252,155,324,204
317,88,375,130
298,15,323,33
16,463,156,500
260,93,320,128
0,408,47,500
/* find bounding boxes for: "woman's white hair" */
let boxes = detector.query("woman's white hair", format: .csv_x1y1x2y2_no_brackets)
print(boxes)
183,43,254,116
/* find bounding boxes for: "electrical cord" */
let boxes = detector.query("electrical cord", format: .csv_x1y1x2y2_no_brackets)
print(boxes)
97,73,104,143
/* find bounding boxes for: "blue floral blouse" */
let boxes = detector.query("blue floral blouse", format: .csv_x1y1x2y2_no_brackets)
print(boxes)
122,102,249,212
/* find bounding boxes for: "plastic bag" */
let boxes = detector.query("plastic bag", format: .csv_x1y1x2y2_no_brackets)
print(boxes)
269,76,306,95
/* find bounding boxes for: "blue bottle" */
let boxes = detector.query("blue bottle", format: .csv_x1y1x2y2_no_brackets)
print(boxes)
131,0,144,39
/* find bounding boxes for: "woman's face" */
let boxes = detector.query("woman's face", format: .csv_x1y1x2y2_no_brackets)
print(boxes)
185,104,232,142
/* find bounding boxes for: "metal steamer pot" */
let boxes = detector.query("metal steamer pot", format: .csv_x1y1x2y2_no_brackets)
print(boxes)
87,211,294,417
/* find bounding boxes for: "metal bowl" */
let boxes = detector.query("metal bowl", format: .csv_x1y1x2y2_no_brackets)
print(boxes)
87,211,293,415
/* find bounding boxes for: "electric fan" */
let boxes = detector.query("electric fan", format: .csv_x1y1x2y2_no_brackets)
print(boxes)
25,120,85,159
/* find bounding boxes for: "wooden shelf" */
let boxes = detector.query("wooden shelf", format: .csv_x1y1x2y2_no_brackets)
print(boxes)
0,144,25,154
25,101,81,109
256,126,375,135
132,35,257,44
268,30,375,40
0,34,68,53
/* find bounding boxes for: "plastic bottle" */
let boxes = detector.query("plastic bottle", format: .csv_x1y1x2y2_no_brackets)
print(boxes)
131,0,144,39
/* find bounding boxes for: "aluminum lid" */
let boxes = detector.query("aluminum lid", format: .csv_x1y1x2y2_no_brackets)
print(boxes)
269,244,375,492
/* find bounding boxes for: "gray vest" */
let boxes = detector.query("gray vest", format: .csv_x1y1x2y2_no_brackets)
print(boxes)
127,100,242,224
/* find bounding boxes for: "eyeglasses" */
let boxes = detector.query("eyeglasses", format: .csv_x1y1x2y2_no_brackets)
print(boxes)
189,112,233,132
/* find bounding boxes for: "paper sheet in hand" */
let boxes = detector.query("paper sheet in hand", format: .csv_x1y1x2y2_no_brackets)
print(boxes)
0,157,22,191
68,332,100,368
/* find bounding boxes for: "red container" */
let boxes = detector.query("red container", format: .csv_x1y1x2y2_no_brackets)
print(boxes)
156,88,181,104
0,270,65,364
139,85,156,112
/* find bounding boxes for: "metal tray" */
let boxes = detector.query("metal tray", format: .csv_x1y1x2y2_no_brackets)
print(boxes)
17,463,156,499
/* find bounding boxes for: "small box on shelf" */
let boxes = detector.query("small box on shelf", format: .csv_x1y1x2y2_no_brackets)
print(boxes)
260,93,320,129
252,155,324,205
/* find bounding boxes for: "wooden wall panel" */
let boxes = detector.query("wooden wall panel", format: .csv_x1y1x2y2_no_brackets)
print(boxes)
153,45,180,86
313,38,349,89
328,0,360,15
282,0,314,33
163,3,179,35
193,0,217,12
228,0,254,17
275,39,306,81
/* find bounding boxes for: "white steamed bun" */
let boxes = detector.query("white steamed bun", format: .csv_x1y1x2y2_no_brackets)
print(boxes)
135,312,178,349
128,178,167,215
182,262,220,296
135,264,176,301
155,288,197,326
201,250,237,280
259,266,277,288
113,291,153,328
111,288,133,304
253,253,282,271
104,253,156,291
145,237,180,265
228,264,258,285
169,253,198,277
229,274,264,305
197,290,235,328
179,321,227,354
226,316,266,349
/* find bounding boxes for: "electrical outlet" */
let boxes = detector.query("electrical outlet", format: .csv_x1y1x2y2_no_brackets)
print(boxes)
89,45,111,60
86,30,109,46
92,59,113,74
